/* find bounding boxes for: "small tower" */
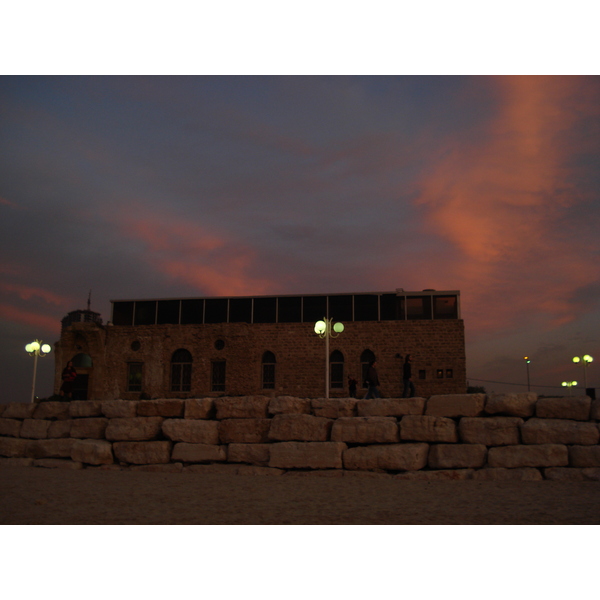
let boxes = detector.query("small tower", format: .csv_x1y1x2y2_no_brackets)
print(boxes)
61,290,103,332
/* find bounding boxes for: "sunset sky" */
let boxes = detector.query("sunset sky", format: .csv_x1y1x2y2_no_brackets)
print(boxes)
1,75,599,402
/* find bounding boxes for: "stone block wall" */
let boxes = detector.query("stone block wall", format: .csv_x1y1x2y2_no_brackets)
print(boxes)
1,393,599,481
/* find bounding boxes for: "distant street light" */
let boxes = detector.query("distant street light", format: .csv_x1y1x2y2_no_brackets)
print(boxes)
572,355,594,389
314,317,344,399
25,340,52,403
562,380,578,397
523,356,531,392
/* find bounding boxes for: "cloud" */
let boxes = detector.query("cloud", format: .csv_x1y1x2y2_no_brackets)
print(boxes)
0,303,60,334
0,283,71,306
112,206,277,297
408,76,600,334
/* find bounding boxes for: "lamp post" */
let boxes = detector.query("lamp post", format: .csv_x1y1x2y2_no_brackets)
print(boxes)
562,380,577,397
314,317,344,399
572,355,593,390
25,340,52,403
523,356,531,392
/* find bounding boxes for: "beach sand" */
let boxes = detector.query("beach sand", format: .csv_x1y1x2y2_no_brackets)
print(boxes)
1,466,599,524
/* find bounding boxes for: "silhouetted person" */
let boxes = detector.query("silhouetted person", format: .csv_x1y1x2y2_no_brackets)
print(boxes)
60,360,77,398
348,375,358,398
363,360,381,399
402,354,415,398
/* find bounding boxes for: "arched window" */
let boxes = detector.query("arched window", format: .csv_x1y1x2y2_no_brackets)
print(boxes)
71,353,93,368
330,350,344,389
360,349,376,389
171,349,192,392
262,351,276,390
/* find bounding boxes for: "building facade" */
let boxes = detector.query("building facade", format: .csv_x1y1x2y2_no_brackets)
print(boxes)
54,289,466,400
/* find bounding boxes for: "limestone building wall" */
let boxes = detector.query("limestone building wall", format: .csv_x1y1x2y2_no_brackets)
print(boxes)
55,319,466,400
1,393,599,481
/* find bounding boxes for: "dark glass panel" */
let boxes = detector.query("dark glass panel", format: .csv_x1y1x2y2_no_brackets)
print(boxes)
328,295,353,322
181,299,204,324
433,295,458,319
127,363,143,392
302,296,327,323
330,350,344,362
229,298,252,323
172,348,192,363
205,298,228,324
157,300,180,324
262,351,276,363
330,363,344,388
262,364,275,389
253,297,276,323
277,296,302,323
380,294,403,320
112,301,134,326
406,296,432,320
354,295,378,321
134,301,156,325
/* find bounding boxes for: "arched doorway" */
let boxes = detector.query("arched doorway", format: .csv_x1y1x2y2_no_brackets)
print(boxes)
70,353,93,400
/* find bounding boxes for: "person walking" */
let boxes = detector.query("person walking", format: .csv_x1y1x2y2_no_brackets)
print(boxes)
363,360,381,399
402,354,415,398
60,360,77,398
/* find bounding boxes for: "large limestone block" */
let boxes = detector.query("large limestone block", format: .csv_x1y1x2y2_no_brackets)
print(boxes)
591,400,600,421
268,396,311,415
27,438,75,459
331,417,399,444
484,393,537,417
535,396,591,421
171,442,227,463
137,399,185,417
269,442,347,469
428,444,487,469
33,458,83,470
215,396,271,419
227,443,271,466
520,418,599,445
459,417,523,446
426,394,485,417
568,445,600,467
184,398,214,419
487,444,568,468
20,419,51,439
395,469,474,481
113,441,172,464
344,443,428,471
33,402,70,420
105,417,163,441
162,419,219,444
544,467,600,481
101,400,137,418
2,403,35,419
400,415,458,443
218,419,271,444
357,397,425,417
69,401,103,418
71,439,114,465
48,420,73,439
472,467,543,481
70,417,109,439
0,418,22,438
269,414,333,442
311,398,357,418
0,436,29,457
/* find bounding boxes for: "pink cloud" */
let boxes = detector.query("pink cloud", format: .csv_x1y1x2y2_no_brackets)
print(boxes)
0,283,71,307
403,76,600,335
0,303,60,335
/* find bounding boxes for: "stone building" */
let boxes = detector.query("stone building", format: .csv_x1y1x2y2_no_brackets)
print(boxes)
54,289,466,400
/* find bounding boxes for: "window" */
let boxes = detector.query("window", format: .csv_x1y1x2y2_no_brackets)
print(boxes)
303,296,327,323
171,349,192,392
253,297,276,323
330,350,344,389
406,296,432,320
181,299,204,324
354,295,378,321
205,299,228,324
436,369,444,379
446,369,454,378
134,301,157,325
113,301,134,326
434,295,458,319
211,360,226,392
328,296,353,322
277,296,302,323
157,300,180,324
380,294,402,320
127,362,143,392
262,351,276,389
360,349,376,388
229,298,252,323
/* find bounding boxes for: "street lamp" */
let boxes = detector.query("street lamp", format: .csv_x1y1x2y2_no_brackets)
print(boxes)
572,355,593,389
562,380,578,397
314,317,344,399
523,356,531,392
25,340,52,403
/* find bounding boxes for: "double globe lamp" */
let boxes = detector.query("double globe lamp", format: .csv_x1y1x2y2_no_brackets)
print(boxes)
25,340,52,403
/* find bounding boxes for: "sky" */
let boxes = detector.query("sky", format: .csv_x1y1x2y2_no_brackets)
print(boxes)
1,74,599,403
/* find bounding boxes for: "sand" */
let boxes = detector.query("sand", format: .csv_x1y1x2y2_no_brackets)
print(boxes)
1,466,599,524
